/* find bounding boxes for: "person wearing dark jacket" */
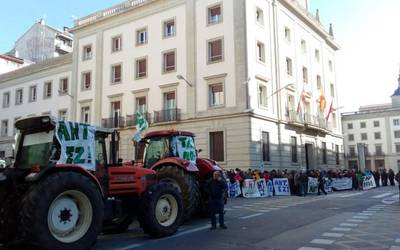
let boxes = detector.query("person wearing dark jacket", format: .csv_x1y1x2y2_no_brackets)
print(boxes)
205,171,228,230
389,169,395,186
395,171,400,200
373,171,380,187
381,169,388,186
317,172,327,195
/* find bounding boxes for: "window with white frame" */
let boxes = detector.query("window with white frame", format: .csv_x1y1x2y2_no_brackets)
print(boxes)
394,130,400,138
136,28,147,45
2,92,10,108
394,119,400,126
375,132,381,140
330,83,335,97
257,41,265,63
1,120,8,137
208,4,222,25
208,38,223,63
44,81,52,99
15,89,23,105
209,83,224,107
286,57,292,76
82,72,91,90
347,123,353,129
136,58,147,79
301,40,307,54
316,75,322,90
81,106,91,124
284,27,291,42
111,64,122,84
83,45,92,60
373,120,380,127
258,83,267,108
256,7,264,25
112,35,122,52
348,134,354,141
163,19,176,37
58,110,68,121
136,96,147,113
163,50,176,73
59,78,68,94
360,121,366,128
302,67,308,83
315,49,320,62
361,133,368,140
29,85,37,102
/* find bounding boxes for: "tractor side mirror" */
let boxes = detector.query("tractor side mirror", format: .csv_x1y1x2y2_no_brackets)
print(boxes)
118,158,123,165
131,160,135,165
198,149,203,154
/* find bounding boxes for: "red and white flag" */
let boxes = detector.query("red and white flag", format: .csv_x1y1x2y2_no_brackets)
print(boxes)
325,100,334,120
296,90,305,113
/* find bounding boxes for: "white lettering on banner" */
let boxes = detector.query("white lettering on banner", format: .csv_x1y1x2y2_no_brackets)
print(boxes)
228,180,242,198
266,180,274,197
172,136,196,163
308,177,318,194
331,178,353,190
56,121,96,171
363,175,376,190
242,179,260,198
325,177,333,193
273,178,290,196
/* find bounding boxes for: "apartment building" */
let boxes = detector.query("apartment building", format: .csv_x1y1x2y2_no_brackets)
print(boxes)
342,78,400,172
0,55,72,157
0,0,343,170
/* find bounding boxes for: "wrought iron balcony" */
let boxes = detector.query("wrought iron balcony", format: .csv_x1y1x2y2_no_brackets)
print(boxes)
126,113,152,127
102,116,125,128
153,109,181,123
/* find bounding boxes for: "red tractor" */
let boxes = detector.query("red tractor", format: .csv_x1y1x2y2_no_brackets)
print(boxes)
135,130,226,218
0,116,183,249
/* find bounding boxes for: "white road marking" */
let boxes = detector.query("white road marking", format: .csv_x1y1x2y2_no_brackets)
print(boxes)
332,227,351,232
372,192,394,198
167,224,211,239
353,216,369,219
322,232,344,238
239,213,264,219
224,208,234,211
298,247,325,250
347,219,364,223
391,195,400,199
310,239,334,245
233,206,244,209
114,244,143,250
360,212,375,216
340,223,358,227
257,209,271,213
340,192,364,198
390,246,400,250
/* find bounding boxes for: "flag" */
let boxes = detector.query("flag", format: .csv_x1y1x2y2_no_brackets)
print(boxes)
132,112,149,142
319,89,326,112
326,100,334,120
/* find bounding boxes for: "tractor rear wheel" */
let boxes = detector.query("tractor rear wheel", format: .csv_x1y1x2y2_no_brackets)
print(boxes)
19,172,104,250
138,182,183,238
0,191,20,245
156,166,200,220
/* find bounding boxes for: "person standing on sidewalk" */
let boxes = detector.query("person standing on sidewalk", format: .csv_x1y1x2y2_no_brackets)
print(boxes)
395,171,400,201
300,170,308,197
356,171,364,190
388,169,395,186
205,171,228,230
381,169,388,186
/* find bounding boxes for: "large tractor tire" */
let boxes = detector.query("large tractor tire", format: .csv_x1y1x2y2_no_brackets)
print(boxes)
0,191,20,245
138,182,183,238
156,166,200,220
18,172,104,250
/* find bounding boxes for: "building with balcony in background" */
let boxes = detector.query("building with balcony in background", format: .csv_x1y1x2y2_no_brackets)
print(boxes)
342,73,400,172
0,0,343,171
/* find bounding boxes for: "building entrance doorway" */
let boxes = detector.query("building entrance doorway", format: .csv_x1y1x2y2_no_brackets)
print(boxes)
305,143,314,171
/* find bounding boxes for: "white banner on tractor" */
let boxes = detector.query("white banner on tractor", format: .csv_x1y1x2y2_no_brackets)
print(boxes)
172,136,197,164
56,121,96,171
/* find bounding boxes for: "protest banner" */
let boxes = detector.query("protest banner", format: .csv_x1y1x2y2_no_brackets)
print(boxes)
307,177,318,194
273,178,290,196
331,177,353,190
363,175,376,190
266,180,274,197
132,112,149,142
228,180,242,198
256,179,271,197
56,121,96,171
324,177,333,193
172,136,196,164
242,179,260,198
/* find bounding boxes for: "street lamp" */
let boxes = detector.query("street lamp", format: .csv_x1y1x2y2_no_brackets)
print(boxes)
58,90,74,99
177,75,193,87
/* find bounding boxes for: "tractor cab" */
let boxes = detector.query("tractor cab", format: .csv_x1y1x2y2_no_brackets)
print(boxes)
138,130,197,169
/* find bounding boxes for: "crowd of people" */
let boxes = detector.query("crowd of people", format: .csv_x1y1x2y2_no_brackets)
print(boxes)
225,167,400,196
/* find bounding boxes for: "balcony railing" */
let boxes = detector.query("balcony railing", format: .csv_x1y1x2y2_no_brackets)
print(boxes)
126,113,152,127
288,110,329,130
288,110,304,124
102,116,125,128
154,109,181,123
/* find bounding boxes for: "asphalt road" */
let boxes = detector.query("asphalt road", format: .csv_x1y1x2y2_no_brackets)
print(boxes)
95,185,400,250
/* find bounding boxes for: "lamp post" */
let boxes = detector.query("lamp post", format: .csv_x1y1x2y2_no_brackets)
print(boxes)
177,75,193,87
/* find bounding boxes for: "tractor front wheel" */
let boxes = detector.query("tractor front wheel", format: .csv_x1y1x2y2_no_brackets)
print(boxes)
156,166,200,220
138,182,183,238
19,172,104,250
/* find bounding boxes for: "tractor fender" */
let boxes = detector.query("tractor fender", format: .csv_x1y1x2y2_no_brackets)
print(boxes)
25,164,104,197
151,157,199,173
196,158,223,180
